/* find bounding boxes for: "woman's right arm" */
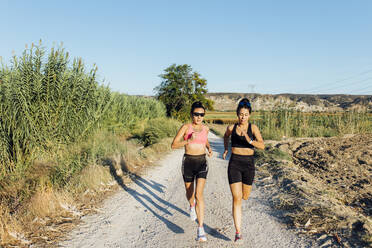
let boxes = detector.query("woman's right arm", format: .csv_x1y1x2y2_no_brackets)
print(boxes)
223,125,233,159
171,124,189,149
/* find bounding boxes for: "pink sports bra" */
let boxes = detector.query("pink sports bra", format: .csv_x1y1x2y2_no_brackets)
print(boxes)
184,124,208,145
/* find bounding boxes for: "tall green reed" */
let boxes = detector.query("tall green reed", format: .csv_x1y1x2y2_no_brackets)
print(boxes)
102,93,166,133
0,43,167,178
0,44,112,175
254,110,372,140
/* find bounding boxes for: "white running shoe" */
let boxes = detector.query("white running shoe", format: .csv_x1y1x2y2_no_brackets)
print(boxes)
189,205,197,221
196,227,207,242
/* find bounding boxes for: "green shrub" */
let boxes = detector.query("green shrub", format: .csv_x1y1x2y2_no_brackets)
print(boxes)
102,93,166,133
50,129,127,188
142,118,181,146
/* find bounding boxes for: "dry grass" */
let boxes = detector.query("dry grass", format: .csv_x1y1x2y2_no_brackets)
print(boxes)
0,204,25,246
69,163,114,195
28,188,64,219
0,164,113,247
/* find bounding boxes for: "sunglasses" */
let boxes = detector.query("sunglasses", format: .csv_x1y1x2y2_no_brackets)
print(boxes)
192,112,205,117
239,101,251,108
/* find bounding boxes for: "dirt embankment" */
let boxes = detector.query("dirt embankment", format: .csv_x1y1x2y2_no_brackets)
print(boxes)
256,134,372,247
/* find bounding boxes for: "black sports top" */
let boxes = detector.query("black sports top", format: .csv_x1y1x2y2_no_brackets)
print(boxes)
231,123,256,149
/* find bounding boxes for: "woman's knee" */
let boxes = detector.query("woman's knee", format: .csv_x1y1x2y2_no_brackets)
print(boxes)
187,184,193,190
195,192,204,202
242,185,252,200
242,193,250,200
232,195,242,204
186,190,194,198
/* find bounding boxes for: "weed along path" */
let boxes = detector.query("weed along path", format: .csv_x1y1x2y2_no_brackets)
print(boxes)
60,132,316,248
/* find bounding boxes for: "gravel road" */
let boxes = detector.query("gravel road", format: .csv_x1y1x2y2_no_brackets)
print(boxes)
60,133,317,248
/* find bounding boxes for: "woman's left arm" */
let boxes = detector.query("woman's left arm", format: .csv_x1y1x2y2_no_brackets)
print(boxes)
251,124,265,150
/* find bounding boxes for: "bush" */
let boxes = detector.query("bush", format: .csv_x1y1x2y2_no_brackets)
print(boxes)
142,118,181,146
102,93,166,132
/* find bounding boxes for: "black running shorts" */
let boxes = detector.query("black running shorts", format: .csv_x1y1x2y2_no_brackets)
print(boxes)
228,154,255,185
182,154,208,182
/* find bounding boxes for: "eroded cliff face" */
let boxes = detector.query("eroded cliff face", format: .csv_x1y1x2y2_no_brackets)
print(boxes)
207,93,372,112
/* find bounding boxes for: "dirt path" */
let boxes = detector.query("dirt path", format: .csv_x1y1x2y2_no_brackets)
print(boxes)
60,133,317,247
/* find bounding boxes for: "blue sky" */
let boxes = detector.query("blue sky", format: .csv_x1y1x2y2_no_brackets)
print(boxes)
2,0,372,95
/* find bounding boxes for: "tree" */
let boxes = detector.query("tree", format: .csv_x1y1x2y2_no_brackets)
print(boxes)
154,64,213,120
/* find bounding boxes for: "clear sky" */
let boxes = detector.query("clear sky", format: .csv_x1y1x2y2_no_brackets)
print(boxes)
2,0,372,95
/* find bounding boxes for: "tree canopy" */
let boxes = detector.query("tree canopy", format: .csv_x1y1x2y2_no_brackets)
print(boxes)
154,64,213,120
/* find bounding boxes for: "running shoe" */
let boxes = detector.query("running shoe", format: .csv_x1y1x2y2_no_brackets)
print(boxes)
234,233,243,244
189,205,197,221
196,227,207,242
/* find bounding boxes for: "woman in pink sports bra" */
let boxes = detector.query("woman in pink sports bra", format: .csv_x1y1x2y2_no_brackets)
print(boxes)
171,101,212,242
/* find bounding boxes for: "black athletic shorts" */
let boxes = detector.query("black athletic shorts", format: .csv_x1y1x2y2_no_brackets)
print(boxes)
228,154,255,185
182,154,208,182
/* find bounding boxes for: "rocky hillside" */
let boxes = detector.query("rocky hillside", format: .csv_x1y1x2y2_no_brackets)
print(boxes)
207,93,372,112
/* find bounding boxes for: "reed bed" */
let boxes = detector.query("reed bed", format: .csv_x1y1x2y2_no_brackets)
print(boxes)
102,93,166,133
0,44,110,177
0,44,166,179
256,110,372,140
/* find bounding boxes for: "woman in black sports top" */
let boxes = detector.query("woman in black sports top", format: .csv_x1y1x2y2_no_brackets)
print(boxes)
223,98,264,243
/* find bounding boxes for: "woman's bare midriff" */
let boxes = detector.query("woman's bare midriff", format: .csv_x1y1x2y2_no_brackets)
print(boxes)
231,147,254,156
185,143,206,155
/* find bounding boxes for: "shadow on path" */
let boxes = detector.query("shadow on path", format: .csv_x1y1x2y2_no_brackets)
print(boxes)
103,158,183,233
104,155,230,240
134,175,230,241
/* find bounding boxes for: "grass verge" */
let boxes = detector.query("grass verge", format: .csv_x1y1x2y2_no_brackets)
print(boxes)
0,118,181,247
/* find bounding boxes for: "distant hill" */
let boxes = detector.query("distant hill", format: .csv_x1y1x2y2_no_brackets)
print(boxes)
206,93,372,112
